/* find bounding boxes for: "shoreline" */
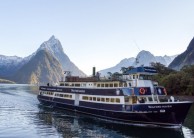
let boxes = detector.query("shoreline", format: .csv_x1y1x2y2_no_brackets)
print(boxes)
0,83,194,101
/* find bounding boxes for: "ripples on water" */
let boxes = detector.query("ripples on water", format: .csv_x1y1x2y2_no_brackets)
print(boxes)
0,84,193,138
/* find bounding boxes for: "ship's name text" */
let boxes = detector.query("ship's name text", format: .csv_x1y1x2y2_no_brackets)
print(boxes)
71,89,85,93
148,105,172,109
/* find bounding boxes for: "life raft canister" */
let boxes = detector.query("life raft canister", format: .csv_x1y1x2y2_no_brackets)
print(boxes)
139,88,146,95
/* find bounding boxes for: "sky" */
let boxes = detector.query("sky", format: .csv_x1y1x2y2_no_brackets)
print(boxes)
0,0,194,75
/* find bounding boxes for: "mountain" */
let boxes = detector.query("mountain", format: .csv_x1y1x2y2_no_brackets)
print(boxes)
13,49,63,84
38,36,85,76
98,58,135,76
0,35,86,84
0,55,24,77
134,50,176,67
169,37,194,70
99,50,176,76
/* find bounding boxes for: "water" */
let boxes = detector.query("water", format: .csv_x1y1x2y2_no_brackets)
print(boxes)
0,84,194,138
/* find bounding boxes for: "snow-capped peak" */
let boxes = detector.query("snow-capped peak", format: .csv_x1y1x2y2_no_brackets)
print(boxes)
38,35,64,55
134,50,156,66
49,35,56,41
0,55,23,64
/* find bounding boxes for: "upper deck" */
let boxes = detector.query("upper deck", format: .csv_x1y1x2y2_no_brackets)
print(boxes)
60,66,158,88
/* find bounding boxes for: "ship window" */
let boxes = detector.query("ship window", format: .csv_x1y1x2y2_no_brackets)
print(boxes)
119,83,123,87
89,97,92,101
65,83,69,86
125,97,129,102
60,83,64,86
101,98,105,102
60,94,63,97
114,83,118,87
75,84,80,87
132,96,137,103
101,84,104,87
93,97,96,101
82,84,86,87
116,98,120,103
128,83,131,87
106,98,110,102
133,75,135,79
148,97,153,101
70,95,72,98
105,84,108,87
83,96,88,100
97,97,100,101
97,84,100,87
110,84,113,87
111,98,114,103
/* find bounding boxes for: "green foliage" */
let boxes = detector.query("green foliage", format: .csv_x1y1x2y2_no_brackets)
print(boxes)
152,63,194,95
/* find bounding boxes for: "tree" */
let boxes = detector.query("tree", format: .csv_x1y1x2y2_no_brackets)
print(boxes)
120,67,128,74
150,62,175,75
112,72,121,80
107,72,112,80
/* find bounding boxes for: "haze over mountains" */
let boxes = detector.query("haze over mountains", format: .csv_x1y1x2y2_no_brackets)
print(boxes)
98,50,177,76
100,37,194,76
0,36,194,84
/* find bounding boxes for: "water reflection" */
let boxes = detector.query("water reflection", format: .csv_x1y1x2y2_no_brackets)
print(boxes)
37,105,194,138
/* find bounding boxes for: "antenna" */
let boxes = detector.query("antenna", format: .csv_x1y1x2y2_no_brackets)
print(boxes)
133,40,141,52
133,40,141,65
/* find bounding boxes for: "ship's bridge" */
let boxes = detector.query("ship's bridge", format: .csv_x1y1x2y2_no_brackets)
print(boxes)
123,67,158,93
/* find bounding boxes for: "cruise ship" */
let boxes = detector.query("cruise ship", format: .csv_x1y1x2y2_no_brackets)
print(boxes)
37,66,193,127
